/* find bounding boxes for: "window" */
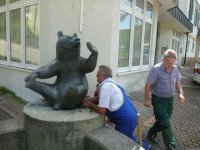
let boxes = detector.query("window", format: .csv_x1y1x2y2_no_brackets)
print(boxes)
143,22,151,65
146,2,153,18
194,7,198,26
118,0,153,71
25,5,40,65
0,0,40,68
0,0,6,7
171,29,180,54
136,0,144,14
132,18,142,66
189,0,194,21
118,11,131,67
0,12,6,60
10,8,21,63
122,0,132,7
192,41,195,53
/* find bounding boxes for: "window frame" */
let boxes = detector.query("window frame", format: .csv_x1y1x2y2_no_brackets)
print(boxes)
0,0,40,70
118,0,154,73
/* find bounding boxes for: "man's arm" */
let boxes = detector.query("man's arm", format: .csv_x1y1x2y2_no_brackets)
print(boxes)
176,80,185,104
83,96,99,104
83,101,106,115
144,81,151,107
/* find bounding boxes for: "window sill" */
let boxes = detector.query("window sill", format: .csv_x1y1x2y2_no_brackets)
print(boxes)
0,63,39,73
117,68,150,76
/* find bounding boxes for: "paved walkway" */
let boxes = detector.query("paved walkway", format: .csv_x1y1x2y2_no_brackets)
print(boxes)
130,66,200,150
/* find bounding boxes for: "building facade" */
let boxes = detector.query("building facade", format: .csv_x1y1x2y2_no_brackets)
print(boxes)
0,0,198,102
156,0,200,66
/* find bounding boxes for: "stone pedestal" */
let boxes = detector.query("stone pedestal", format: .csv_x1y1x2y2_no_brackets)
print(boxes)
23,103,104,150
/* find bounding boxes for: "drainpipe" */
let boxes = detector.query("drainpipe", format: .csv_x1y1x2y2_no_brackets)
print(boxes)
183,32,189,66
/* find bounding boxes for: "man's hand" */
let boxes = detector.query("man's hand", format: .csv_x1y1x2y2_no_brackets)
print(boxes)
144,81,151,107
144,99,151,107
178,93,185,104
83,100,92,107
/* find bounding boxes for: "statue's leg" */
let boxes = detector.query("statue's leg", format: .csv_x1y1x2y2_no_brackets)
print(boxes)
57,84,87,109
26,80,57,106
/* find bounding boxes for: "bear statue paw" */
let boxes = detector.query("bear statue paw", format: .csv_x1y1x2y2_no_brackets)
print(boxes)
53,103,64,110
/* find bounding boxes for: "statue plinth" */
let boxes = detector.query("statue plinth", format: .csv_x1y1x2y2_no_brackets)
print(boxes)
23,103,104,150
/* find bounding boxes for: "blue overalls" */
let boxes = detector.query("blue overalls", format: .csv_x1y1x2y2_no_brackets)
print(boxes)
106,83,149,150
106,84,137,140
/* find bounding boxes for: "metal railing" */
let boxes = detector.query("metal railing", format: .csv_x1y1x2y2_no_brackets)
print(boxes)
168,6,193,32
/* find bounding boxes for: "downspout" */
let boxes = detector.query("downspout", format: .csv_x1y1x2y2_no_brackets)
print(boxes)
154,23,159,65
183,32,189,66
80,0,84,32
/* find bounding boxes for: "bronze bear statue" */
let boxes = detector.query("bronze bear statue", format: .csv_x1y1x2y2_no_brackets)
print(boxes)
25,31,98,110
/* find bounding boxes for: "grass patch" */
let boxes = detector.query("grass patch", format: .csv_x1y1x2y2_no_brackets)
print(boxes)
0,86,28,105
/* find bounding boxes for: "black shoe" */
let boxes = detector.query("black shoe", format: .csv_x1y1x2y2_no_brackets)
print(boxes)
146,135,159,145
148,144,156,150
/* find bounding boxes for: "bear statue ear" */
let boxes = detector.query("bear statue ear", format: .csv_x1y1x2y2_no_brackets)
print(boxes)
73,33,77,38
57,31,63,38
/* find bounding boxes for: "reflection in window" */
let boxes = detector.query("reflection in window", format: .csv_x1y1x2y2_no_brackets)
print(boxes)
132,18,143,66
0,12,6,60
122,0,132,7
143,23,151,65
136,0,144,13
0,0,6,6
146,2,153,18
10,9,21,63
9,0,20,4
118,11,131,67
25,4,40,65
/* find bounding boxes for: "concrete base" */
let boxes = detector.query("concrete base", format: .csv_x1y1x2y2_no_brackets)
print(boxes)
23,103,105,150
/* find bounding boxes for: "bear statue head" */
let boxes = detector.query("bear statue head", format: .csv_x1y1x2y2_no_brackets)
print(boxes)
56,31,81,61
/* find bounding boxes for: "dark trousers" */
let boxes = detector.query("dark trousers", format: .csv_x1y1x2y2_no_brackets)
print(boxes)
148,94,176,150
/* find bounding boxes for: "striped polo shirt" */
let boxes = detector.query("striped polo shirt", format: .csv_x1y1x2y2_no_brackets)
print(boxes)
147,62,181,98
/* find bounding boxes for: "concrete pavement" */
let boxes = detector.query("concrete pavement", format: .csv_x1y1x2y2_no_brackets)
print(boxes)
130,66,200,150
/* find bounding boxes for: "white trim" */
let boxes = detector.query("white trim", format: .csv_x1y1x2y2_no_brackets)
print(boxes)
117,68,150,76
0,0,40,69
0,63,38,72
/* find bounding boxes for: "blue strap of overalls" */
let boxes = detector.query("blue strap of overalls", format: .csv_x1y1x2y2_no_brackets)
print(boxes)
102,81,149,150
102,81,137,140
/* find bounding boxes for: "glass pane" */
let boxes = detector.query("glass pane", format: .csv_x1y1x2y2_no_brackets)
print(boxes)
0,0,6,6
172,39,175,49
136,0,144,13
173,29,175,36
175,40,177,52
118,11,131,67
177,41,180,53
146,2,153,18
10,8,21,63
143,22,151,65
132,18,143,66
122,0,132,7
25,4,40,65
0,12,6,60
9,0,20,3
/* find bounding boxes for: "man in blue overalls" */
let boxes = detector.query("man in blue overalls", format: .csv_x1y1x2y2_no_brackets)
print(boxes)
83,65,148,149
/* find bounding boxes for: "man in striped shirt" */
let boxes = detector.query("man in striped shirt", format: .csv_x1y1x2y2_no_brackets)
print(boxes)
144,49,185,150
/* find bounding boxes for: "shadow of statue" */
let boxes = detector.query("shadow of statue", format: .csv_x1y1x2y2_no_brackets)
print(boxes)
25,31,98,110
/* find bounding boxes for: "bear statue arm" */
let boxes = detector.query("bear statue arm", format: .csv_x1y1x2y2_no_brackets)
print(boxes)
81,42,98,73
33,59,60,79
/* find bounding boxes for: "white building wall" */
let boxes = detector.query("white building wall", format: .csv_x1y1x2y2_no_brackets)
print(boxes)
0,0,160,102
156,23,172,63
178,0,190,17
